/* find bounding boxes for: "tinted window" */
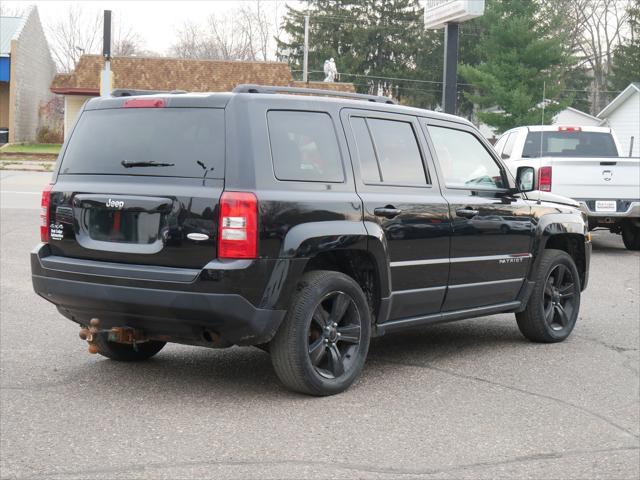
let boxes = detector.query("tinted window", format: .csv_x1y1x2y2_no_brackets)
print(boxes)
365,118,427,185
350,117,381,183
522,131,619,157
61,108,224,178
268,111,344,182
428,125,505,190
502,132,517,159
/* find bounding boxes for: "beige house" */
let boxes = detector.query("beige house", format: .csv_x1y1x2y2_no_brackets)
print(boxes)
0,6,57,143
51,55,355,140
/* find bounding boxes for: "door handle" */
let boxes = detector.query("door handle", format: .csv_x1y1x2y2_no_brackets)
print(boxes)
374,206,402,219
456,208,479,219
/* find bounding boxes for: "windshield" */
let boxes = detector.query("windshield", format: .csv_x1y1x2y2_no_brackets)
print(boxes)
60,108,224,178
522,131,618,158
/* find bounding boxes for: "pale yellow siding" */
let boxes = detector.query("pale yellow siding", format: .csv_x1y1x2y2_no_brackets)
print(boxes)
64,95,93,140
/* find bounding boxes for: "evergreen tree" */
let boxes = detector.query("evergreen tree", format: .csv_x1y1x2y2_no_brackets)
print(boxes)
277,0,440,107
610,0,640,91
459,0,572,132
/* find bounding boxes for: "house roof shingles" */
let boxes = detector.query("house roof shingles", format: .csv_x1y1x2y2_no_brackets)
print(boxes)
51,55,354,95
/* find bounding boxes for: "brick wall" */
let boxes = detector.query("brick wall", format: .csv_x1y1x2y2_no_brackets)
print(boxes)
8,8,57,143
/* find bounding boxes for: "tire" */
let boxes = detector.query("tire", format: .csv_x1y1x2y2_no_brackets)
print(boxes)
516,249,581,343
270,270,372,396
621,222,640,250
94,333,166,361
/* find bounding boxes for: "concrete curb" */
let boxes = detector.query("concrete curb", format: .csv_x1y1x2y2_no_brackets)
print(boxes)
0,159,55,172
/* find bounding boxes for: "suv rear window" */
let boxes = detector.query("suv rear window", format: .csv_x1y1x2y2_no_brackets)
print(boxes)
60,108,225,178
267,111,344,183
522,131,618,158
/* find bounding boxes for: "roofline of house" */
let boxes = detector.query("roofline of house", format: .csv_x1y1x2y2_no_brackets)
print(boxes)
75,53,289,66
51,87,99,95
597,83,640,119
564,106,600,121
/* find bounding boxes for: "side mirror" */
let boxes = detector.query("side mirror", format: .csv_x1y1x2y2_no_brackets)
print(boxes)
516,166,535,192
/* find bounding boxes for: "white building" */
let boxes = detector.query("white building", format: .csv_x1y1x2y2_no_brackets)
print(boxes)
597,83,640,157
553,106,600,127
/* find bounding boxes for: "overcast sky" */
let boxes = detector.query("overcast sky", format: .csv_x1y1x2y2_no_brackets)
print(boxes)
3,1,298,57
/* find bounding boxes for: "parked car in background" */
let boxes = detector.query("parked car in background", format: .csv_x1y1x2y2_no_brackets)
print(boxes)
496,125,640,250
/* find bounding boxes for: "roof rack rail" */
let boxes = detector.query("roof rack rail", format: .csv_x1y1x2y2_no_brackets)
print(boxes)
111,89,188,97
232,84,396,104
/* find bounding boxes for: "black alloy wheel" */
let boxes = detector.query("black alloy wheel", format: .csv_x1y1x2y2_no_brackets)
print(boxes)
270,270,372,396
542,263,577,332
516,249,581,343
307,291,362,379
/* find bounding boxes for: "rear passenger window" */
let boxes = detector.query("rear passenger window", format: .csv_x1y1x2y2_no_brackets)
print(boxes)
351,116,427,186
267,111,344,182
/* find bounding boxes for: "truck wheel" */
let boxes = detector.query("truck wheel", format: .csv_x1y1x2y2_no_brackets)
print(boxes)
270,270,371,396
621,222,640,250
516,249,580,343
94,333,166,361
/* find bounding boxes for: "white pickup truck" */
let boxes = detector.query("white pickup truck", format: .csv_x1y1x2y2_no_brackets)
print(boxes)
495,125,640,250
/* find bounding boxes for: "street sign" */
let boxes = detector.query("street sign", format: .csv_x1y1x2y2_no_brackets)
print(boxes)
424,0,485,30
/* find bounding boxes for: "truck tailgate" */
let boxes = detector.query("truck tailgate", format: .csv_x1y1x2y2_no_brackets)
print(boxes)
549,157,640,199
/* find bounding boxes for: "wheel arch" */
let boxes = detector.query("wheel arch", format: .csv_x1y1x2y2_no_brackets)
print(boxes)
530,215,589,290
278,221,391,321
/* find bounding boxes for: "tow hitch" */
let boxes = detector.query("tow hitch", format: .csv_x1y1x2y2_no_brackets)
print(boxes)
79,318,149,354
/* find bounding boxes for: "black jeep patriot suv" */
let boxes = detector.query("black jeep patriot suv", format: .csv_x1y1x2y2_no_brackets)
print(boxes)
32,85,591,395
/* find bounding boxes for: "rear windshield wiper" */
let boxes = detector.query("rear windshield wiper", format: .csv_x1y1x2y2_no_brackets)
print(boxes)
121,160,175,168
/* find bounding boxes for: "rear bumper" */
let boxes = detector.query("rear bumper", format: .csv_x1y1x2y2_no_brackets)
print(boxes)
577,200,640,219
31,244,289,346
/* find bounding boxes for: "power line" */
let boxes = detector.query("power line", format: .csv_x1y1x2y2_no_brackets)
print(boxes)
292,69,623,96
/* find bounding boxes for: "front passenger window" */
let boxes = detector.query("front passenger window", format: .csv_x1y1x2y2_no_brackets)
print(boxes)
428,125,506,190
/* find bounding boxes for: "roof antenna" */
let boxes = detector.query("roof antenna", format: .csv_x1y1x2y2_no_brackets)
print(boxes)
537,80,545,205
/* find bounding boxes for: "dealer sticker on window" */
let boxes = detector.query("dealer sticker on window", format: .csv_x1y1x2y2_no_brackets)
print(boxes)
595,200,617,212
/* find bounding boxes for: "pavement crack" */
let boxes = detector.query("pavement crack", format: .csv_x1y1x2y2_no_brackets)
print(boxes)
372,358,640,440
576,335,640,354
18,446,640,479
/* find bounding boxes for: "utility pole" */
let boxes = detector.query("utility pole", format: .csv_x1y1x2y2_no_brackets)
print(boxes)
100,10,112,97
441,22,459,114
302,13,310,83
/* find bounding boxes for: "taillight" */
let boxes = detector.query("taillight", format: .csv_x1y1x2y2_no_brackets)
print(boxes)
218,191,258,259
40,184,53,242
123,98,165,108
539,166,552,192
558,126,581,132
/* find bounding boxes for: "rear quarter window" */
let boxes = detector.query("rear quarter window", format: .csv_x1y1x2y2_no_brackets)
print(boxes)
267,111,344,183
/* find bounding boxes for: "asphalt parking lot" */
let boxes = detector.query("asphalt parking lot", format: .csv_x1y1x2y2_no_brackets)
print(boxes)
1,170,638,479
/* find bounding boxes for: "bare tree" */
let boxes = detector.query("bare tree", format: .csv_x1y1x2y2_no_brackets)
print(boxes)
207,12,251,60
170,21,221,59
558,0,631,113
0,3,27,17
239,0,273,61
48,5,102,72
170,2,277,61
113,23,144,56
